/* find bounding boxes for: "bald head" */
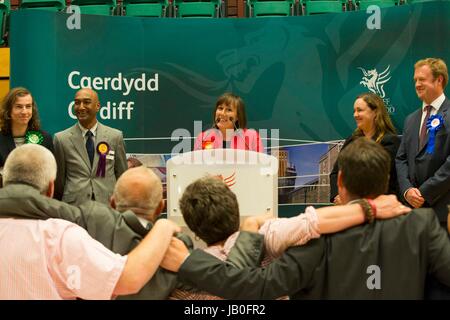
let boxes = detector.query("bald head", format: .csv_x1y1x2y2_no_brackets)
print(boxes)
112,167,163,222
76,88,99,102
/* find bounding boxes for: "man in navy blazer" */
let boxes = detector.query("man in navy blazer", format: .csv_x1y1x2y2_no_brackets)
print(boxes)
396,58,450,225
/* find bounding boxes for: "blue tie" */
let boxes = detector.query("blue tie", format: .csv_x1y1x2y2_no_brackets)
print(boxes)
86,130,94,166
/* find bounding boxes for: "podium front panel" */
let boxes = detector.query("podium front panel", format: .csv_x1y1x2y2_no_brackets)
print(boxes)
167,149,278,226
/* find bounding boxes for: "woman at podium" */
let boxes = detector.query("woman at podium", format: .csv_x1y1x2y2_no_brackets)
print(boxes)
194,93,264,152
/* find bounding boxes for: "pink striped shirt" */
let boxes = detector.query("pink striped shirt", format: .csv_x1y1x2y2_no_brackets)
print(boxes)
259,206,320,258
170,207,320,299
0,218,126,300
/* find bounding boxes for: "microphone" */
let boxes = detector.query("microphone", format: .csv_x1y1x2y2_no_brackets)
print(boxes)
229,116,239,133
229,116,251,150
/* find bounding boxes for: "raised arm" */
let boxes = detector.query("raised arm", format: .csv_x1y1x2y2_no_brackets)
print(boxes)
242,195,410,258
316,195,410,233
0,185,88,228
161,235,325,299
113,219,180,295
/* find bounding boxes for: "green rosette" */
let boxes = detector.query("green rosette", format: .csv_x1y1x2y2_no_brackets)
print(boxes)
25,131,44,145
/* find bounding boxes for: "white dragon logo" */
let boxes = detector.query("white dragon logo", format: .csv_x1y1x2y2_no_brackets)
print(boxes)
358,65,391,98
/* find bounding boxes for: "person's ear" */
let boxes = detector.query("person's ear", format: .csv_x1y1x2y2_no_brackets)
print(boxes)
337,171,343,190
47,180,55,198
154,199,165,218
110,196,116,209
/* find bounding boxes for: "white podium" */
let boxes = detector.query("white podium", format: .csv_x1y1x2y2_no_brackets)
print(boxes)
166,149,278,226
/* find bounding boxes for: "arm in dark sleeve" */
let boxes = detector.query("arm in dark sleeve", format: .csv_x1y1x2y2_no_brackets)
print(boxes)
114,131,127,179
41,130,55,155
427,210,450,287
171,232,264,296
395,119,414,197
226,231,265,268
380,134,400,196
381,134,400,162
117,223,195,299
178,238,325,299
0,186,88,228
419,154,450,205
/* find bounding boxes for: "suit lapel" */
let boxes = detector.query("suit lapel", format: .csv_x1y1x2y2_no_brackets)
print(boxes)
69,125,91,168
428,98,450,144
411,111,422,155
94,122,106,175
439,98,450,119
417,97,450,154
122,210,149,237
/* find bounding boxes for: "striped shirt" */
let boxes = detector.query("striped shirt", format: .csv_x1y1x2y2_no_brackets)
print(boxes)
0,218,126,300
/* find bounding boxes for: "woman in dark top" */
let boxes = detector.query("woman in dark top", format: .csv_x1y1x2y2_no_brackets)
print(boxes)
0,87,54,170
330,92,400,204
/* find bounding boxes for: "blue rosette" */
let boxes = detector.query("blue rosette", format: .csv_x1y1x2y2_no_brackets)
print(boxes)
426,114,444,154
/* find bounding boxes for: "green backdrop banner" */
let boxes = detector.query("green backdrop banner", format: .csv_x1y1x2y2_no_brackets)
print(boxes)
10,1,450,154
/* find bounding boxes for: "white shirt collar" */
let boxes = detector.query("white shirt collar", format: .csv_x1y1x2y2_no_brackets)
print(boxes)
78,121,98,137
137,216,150,228
422,93,446,112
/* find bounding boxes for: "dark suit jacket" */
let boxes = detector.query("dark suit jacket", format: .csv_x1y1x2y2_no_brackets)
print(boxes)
178,209,450,299
0,184,264,299
396,97,450,222
0,130,54,167
330,133,400,201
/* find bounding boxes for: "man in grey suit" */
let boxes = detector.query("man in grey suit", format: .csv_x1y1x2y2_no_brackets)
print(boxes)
396,57,450,226
162,139,450,299
54,88,127,205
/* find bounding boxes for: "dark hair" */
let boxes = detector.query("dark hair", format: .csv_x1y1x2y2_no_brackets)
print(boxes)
0,87,40,134
353,92,396,143
337,138,390,198
127,157,143,169
213,92,247,129
179,176,240,246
